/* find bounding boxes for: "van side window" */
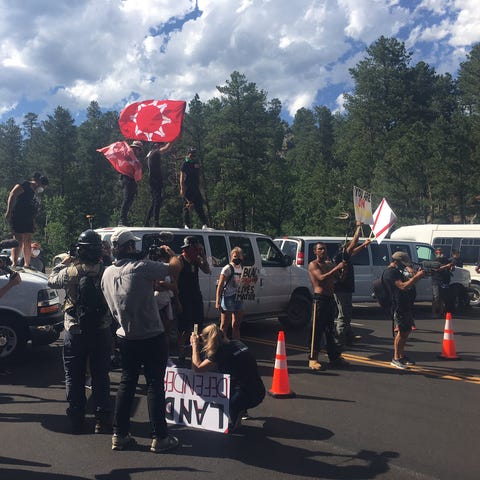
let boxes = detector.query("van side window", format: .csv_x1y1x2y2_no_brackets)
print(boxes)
281,240,298,260
256,238,285,267
229,236,255,266
371,244,389,266
391,244,411,258
351,247,369,266
208,235,228,267
459,238,480,264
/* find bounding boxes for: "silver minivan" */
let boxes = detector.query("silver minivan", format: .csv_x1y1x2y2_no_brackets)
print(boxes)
274,236,471,310
95,227,313,329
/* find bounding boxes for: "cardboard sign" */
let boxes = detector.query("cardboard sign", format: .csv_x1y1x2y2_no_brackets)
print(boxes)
164,367,230,433
353,186,374,224
235,266,259,301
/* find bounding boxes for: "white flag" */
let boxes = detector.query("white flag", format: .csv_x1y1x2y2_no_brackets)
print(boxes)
370,198,397,244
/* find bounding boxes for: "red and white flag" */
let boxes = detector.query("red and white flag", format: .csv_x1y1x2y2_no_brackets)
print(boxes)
97,141,142,181
119,99,186,142
369,198,397,244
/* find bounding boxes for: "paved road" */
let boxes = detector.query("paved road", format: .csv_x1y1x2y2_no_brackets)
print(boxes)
1,305,479,480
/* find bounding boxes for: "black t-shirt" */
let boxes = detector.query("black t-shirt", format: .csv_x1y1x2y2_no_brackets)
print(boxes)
383,266,414,312
334,250,355,293
13,181,37,218
211,340,265,396
432,255,451,286
147,149,163,182
181,159,201,193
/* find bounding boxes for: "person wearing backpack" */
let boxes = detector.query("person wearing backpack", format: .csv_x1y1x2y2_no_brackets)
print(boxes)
215,247,244,340
383,251,425,369
48,230,111,434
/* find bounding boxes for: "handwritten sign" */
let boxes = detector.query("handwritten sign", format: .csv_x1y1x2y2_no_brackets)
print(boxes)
164,367,230,433
235,266,259,301
353,186,374,224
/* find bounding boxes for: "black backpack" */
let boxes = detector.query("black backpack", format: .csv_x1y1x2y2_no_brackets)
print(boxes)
372,270,392,312
74,265,108,333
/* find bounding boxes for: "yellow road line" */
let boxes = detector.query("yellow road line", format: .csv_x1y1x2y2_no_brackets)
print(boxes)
242,336,480,385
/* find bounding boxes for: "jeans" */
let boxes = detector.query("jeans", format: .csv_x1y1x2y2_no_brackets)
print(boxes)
63,327,112,420
114,333,169,439
120,175,137,225
229,383,265,426
145,178,162,226
310,295,340,361
334,291,354,343
183,191,207,227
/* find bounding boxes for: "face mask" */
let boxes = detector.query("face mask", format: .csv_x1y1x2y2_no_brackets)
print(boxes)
232,258,242,265
32,249,41,257
35,187,44,194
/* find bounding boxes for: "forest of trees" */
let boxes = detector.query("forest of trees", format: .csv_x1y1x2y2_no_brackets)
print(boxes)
1,37,480,262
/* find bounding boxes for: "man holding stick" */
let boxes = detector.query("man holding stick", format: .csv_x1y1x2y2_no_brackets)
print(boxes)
307,242,350,371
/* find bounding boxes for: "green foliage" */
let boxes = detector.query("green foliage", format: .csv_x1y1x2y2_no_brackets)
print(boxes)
1,37,480,258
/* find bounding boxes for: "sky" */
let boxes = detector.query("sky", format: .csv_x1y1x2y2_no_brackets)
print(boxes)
1,0,479,125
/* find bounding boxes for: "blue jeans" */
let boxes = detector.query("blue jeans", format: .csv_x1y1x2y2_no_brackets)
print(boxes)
63,327,112,420
114,333,169,439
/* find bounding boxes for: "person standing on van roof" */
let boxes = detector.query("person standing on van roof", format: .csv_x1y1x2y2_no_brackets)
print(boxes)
431,248,455,317
169,235,211,366
308,242,350,371
118,140,143,227
383,251,425,369
144,142,173,227
180,147,208,229
334,221,371,348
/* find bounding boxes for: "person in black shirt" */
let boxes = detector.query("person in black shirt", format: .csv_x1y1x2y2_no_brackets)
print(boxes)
383,251,425,369
431,248,454,317
190,323,265,431
170,235,210,366
5,172,48,267
144,142,172,227
180,147,208,229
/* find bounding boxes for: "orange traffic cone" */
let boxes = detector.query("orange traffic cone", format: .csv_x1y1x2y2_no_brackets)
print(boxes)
438,312,460,360
268,331,295,398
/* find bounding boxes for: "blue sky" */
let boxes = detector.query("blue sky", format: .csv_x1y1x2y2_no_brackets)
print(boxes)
1,0,479,125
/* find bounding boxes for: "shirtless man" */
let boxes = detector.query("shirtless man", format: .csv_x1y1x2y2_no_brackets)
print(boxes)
308,242,349,370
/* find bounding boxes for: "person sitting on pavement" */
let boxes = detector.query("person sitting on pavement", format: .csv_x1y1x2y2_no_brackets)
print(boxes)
190,323,265,432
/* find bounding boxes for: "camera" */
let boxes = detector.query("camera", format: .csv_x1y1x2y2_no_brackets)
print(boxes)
411,260,441,276
147,232,174,262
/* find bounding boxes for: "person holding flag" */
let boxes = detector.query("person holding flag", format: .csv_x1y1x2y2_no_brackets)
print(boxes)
119,140,143,227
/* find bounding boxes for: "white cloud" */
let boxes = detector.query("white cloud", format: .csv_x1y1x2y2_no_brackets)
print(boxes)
0,0,479,122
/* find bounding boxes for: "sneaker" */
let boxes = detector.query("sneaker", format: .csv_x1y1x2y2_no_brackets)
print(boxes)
400,356,416,366
241,411,250,420
150,435,180,453
308,359,324,371
202,224,208,230
329,356,350,368
184,225,190,229
390,358,408,370
112,433,136,451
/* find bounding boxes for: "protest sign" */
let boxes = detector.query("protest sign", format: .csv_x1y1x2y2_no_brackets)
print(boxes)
235,266,259,301
353,186,374,224
164,367,230,433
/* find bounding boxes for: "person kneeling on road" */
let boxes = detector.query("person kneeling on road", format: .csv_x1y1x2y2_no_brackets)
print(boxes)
190,324,265,432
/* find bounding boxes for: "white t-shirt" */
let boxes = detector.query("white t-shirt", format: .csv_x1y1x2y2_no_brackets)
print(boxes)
220,263,242,297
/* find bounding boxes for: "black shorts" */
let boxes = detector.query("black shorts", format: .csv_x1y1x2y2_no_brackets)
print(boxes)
393,309,414,332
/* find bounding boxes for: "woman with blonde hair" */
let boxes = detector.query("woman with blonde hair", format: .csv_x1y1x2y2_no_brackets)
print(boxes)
215,247,244,339
190,324,265,431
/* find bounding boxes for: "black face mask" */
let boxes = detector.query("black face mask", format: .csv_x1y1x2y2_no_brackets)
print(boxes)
232,258,242,266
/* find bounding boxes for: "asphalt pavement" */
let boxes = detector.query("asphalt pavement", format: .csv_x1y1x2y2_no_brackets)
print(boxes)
1,304,479,480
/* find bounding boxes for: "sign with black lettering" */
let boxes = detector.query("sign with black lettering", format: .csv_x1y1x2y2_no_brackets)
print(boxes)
164,367,230,433
235,266,259,301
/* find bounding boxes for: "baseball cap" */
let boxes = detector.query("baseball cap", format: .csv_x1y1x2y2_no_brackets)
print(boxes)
130,140,143,150
392,251,411,265
111,228,140,247
181,235,200,249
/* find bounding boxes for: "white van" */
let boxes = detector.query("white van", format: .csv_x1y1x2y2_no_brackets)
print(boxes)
391,224,480,305
96,227,313,329
0,266,63,360
274,236,471,311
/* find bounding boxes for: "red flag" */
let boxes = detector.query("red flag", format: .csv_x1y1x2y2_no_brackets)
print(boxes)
97,141,142,181
118,99,186,142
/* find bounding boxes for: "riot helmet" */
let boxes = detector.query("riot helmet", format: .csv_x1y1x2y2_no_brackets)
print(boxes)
76,229,102,263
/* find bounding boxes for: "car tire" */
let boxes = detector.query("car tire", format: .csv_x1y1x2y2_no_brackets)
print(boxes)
0,315,28,361
280,293,311,330
469,283,480,307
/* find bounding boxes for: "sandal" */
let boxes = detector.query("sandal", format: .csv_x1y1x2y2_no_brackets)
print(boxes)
309,359,324,371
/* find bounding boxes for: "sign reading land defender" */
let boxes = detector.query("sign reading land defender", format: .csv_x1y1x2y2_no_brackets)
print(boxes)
164,367,230,433
235,266,259,301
